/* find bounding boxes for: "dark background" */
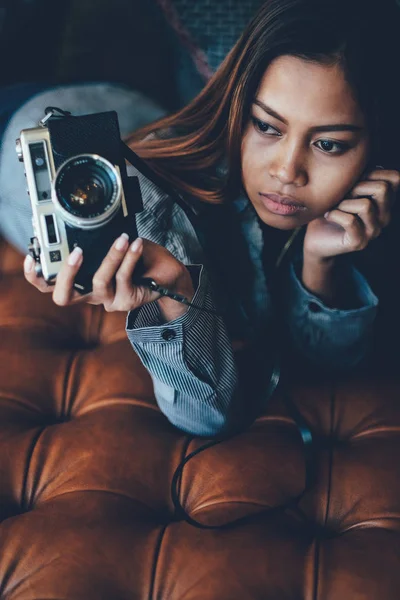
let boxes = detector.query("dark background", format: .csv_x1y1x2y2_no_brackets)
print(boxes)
0,0,182,111
0,0,273,112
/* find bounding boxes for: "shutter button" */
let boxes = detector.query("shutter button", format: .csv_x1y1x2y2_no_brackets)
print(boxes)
162,328,176,341
308,302,321,313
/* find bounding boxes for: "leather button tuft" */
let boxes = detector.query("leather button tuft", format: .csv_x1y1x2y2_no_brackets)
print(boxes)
162,329,176,341
308,302,322,313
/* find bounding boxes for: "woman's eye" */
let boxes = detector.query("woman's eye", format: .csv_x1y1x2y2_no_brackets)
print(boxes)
315,139,349,154
251,117,280,136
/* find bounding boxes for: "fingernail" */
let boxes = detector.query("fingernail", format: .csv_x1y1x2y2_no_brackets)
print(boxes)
324,212,330,219
68,246,83,266
130,238,143,253
24,254,34,273
115,233,129,251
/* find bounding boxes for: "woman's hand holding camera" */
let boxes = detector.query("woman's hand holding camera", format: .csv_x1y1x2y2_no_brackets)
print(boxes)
302,167,400,305
24,235,195,322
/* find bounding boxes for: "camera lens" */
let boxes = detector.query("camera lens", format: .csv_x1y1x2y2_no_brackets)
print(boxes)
54,155,121,228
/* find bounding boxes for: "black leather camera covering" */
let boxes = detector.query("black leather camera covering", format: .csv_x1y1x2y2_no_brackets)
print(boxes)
48,111,123,171
47,111,144,294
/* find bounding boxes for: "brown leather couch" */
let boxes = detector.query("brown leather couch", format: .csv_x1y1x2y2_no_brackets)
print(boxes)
1,235,399,599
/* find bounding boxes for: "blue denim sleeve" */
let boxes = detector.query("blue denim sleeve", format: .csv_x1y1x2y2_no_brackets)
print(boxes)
126,265,239,437
285,259,378,369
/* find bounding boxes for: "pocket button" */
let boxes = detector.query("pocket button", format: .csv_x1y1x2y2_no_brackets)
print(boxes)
162,328,176,341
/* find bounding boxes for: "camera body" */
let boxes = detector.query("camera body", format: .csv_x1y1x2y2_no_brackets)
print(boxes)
16,109,143,294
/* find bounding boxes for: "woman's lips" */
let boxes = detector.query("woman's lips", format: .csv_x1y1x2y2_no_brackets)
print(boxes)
259,193,307,216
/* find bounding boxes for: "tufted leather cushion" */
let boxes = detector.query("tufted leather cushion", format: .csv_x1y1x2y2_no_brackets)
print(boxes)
0,237,400,598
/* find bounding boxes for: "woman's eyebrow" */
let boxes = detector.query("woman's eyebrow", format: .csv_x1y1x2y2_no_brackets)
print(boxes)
253,99,363,133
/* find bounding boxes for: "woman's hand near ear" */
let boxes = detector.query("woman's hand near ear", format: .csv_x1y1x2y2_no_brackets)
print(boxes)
301,167,400,305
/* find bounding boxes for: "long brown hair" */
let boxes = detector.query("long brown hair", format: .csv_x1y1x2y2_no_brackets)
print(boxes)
127,0,400,204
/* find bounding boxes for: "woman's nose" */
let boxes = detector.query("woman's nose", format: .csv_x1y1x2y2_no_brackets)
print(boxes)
268,142,308,187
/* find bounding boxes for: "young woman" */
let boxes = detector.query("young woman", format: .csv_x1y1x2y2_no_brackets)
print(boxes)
24,0,400,436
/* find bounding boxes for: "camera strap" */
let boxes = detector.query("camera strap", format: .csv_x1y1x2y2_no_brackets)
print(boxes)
121,141,202,221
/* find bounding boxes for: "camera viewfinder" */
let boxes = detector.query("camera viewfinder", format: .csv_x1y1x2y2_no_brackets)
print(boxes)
29,141,52,202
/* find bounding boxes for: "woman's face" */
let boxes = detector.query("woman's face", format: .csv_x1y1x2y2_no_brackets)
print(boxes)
241,55,371,229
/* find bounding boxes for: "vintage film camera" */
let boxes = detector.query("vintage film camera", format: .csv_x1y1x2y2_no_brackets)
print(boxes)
15,107,145,294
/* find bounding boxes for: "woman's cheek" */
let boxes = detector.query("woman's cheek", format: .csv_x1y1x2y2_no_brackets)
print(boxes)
326,147,370,202
313,161,361,209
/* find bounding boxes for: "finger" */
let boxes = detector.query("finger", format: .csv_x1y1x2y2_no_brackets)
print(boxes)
324,210,367,251
112,238,150,311
335,198,381,239
52,246,84,306
365,168,400,194
348,180,393,227
91,233,130,301
23,255,54,293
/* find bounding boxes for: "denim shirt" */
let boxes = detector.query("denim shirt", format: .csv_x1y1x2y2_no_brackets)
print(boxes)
126,162,378,436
